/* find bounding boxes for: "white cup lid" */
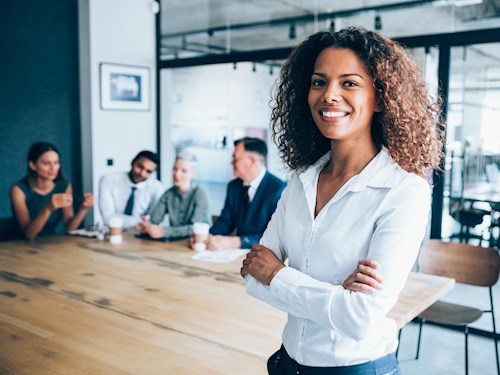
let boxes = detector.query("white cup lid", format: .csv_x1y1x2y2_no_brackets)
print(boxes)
194,242,206,252
193,222,209,234
108,216,124,228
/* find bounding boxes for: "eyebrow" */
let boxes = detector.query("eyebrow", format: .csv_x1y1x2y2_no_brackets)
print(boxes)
137,162,154,173
311,72,364,79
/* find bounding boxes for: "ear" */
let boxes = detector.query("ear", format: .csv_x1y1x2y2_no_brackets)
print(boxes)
28,161,36,171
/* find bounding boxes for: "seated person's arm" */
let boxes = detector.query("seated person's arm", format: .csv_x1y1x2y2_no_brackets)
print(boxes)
98,176,117,225
139,194,168,238
206,232,264,250
205,234,241,250
65,184,94,232
209,195,235,237
11,185,71,241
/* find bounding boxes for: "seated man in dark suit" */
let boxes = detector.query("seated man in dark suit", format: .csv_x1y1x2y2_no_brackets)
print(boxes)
206,137,286,250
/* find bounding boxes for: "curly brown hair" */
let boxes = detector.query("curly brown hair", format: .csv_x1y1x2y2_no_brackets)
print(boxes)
271,26,444,177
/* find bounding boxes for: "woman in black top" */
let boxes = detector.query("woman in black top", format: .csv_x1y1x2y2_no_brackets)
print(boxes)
11,142,93,240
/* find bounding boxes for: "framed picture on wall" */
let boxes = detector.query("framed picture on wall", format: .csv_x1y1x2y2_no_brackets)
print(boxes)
99,63,150,111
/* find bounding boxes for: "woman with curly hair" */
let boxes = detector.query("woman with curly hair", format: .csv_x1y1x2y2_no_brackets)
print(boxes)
240,26,444,374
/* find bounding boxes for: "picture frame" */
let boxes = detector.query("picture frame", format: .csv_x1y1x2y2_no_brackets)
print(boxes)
99,63,150,111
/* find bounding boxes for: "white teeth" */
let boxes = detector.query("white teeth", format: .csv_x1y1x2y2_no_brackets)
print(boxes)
322,111,347,118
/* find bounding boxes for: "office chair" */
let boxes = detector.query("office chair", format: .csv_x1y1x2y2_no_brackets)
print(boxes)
0,217,17,242
489,203,500,249
449,200,489,244
415,240,500,375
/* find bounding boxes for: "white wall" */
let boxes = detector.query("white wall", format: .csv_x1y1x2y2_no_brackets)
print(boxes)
80,0,158,225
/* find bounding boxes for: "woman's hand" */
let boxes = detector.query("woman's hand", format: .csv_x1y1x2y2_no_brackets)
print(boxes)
136,216,152,234
240,244,285,285
342,259,384,294
47,193,73,211
144,224,165,239
81,193,93,208
206,235,240,250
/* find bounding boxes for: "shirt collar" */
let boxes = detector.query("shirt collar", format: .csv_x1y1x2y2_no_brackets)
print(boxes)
128,174,154,190
246,167,267,190
299,147,400,193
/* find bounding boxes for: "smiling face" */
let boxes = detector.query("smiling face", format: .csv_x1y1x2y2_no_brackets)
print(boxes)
308,47,379,145
29,150,61,181
172,158,195,192
130,157,157,184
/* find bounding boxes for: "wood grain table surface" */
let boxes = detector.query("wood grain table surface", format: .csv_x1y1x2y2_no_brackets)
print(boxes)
0,234,454,374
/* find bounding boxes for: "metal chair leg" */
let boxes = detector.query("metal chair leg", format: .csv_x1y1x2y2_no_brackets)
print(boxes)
415,318,424,360
465,326,469,375
489,288,500,375
396,329,402,358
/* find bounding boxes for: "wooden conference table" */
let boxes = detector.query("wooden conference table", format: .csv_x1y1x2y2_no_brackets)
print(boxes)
0,234,454,374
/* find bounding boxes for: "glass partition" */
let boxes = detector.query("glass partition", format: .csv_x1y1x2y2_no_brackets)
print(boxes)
442,42,500,244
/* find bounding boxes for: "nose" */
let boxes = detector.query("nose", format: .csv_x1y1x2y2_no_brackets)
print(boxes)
322,83,342,103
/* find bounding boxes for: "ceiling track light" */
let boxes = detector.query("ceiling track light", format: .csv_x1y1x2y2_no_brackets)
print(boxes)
374,14,382,31
329,19,335,33
289,23,296,39
432,0,483,6
252,62,257,72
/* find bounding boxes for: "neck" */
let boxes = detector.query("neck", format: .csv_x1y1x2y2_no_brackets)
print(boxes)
243,166,264,185
327,140,378,178
32,176,55,192
176,184,191,193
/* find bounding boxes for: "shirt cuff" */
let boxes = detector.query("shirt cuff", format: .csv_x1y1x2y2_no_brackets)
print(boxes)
269,266,300,301
240,235,250,249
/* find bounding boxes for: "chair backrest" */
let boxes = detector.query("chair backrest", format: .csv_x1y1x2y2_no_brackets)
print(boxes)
0,217,18,242
418,240,500,287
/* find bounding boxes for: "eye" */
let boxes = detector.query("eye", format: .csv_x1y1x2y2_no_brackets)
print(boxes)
311,79,326,87
343,81,358,87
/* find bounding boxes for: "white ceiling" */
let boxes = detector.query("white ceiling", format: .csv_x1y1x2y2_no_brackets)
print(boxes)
159,0,500,59
158,0,500,91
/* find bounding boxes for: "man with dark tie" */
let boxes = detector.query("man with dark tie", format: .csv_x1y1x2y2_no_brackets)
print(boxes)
206,137,286,250
98,151,165,228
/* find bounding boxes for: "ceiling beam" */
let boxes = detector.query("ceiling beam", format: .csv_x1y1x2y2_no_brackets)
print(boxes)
159,27,500,69
162,0,436,39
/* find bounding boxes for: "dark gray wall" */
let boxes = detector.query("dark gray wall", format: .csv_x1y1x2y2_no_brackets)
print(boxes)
0,0,81,219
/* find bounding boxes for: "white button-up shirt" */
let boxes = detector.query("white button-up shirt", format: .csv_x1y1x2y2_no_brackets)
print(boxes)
245,147,431,366
98,171,165,228
246,167,267,202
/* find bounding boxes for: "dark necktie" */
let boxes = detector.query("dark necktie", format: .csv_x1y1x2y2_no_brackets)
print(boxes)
124,187,137,215
242,185,250,218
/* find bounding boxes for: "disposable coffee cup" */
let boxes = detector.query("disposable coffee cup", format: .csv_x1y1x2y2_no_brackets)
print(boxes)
193,242,206,252
108,216,124,244
193,222,209,251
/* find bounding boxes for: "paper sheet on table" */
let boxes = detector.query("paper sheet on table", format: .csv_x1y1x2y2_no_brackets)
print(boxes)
191,249,249,263
67,229,100,238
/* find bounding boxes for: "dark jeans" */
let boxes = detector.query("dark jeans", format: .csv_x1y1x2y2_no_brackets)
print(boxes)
267,345,401,375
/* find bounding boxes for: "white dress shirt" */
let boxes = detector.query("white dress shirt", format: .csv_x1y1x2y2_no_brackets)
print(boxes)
98,171,165,228
245,147,431,366
246,167,267,202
